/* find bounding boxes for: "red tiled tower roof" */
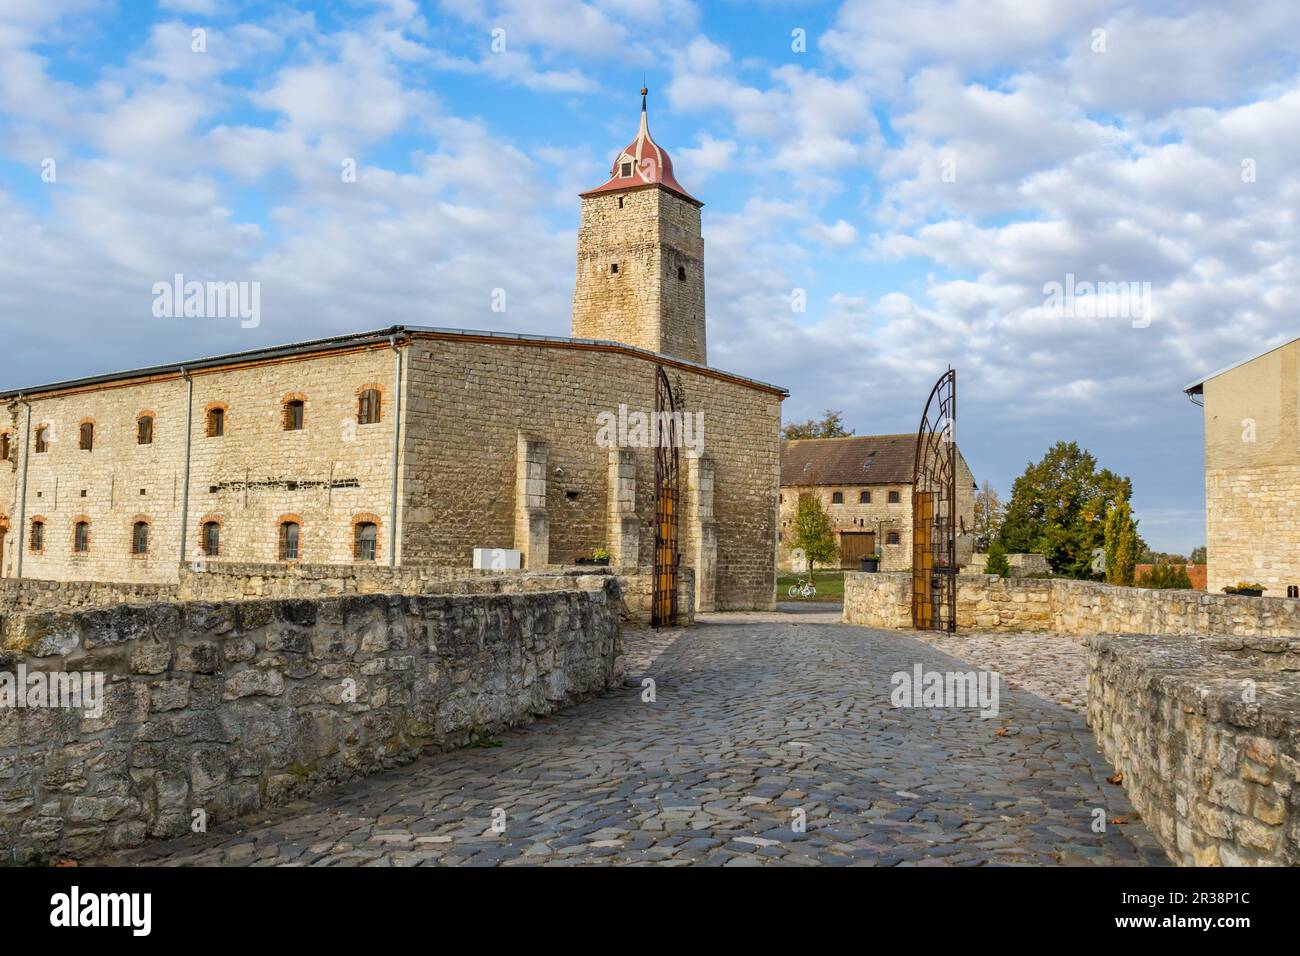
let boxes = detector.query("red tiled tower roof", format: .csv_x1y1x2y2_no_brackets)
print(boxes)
580,87,701,207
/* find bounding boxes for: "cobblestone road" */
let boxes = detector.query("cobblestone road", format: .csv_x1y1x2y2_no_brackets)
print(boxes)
97,607,1167,866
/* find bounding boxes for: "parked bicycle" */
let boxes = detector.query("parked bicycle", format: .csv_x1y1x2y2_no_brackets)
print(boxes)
787,578,817,598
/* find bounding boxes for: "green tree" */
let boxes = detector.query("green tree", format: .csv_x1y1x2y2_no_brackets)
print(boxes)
783,410,854,441
1104,499,1140,587
983,540,1011,578
1136,563,1192,589
973,480,1003,552
1189,546,1207,564
998,440,1144,579
791,493,838,572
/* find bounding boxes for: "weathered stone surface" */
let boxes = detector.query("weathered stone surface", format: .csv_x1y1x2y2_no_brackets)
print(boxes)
0,583,622,862
1087,632,1300,866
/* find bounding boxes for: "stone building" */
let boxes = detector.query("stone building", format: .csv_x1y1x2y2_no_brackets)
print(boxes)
779,434,976,572
0,92,786,614
1184,335,1300,597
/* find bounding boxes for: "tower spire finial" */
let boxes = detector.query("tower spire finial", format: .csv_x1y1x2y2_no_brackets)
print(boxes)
641,82,648,112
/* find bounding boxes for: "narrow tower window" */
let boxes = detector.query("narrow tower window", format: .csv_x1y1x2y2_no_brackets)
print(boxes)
131,520,150,555
610,263,619,274
137,415,154,445
79,422,94,451
202,521,220,557
279,521,300,561
74,521,90,554
678,266,686,281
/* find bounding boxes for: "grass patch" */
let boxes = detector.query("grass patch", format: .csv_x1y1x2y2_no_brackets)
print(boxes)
777,569,845,602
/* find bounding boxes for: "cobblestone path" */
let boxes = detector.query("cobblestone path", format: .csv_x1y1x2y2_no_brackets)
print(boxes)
97,608,1167,866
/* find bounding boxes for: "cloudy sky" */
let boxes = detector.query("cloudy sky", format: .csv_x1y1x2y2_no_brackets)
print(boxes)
2,0,1298,552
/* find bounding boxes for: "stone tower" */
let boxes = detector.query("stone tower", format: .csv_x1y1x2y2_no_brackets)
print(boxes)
571,89,706,365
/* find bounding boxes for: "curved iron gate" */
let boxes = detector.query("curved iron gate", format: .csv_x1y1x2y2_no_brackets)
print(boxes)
912,368,957,632
652,366,680,627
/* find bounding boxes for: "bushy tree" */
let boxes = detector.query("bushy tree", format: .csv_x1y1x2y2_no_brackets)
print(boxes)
1189,546,1207,564
998,441,1144,579
792,494,838,572
1136,563,1193,589
783,410,854,441
973,481,1004,552
1104,499,1140,587
984,540,1011,578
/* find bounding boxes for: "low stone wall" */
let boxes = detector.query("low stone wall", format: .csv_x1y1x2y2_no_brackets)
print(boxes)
844,572,1300,637
0,581,623,862
1087,632,1300,865
0,578,176,612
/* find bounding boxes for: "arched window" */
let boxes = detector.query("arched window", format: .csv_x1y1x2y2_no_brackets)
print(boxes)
888,490,901,504
206,407,225,438
357,388,382,425
202,521,220,557
354,522,378,562
29,518,45,553
859,491,871,504
0,431,10,461
137,414,154,445
677,265,686,281
279,521,300,560
34,425,49,453
831,491,843,504
79,421,94,451
282,399,305,431
131,520,150,555
74,521,90,554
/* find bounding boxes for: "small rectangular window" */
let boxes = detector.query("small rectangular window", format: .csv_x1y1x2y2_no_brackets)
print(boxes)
859,491,871,504
886,532,900,545
620,162,632,177
610,263,619,274
831,491,843,504
888,490,901,504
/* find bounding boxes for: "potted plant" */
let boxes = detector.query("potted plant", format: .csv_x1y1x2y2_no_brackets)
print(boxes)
1224,582,1266,597
859,552,881,573
577,548,611,567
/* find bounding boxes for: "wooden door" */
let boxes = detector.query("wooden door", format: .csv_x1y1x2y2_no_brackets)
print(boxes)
839,531,876,569
913,491,934,628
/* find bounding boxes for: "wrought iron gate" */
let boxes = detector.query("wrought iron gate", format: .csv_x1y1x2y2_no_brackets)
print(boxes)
652,366,680,627
912,368,957,632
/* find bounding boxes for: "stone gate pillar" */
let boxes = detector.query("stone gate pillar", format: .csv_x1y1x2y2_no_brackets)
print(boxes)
515,435,549,568
687,455,717,612
607,447,638,568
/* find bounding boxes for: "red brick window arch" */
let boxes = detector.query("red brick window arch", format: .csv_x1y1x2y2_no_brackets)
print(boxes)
278,514,303,561
130,516,151,556
199,515,222,557
78,419,95,451
72,517,92,554
205,403,227,438
137,411,155,445
281,393,307,431
356,385,383,425
352,513,382,562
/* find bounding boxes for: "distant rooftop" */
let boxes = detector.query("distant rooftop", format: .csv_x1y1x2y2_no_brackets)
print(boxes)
781,434,922,486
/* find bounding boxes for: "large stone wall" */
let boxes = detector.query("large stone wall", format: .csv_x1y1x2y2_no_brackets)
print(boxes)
0,578,176,612
1,343,400,583
844,571,1300,636
1087,632,1300,865
0,581,623,862
1199,337,1300,596
401,335,780,612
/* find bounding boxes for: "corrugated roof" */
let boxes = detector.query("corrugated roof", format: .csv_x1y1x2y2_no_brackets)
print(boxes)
781,434,921,486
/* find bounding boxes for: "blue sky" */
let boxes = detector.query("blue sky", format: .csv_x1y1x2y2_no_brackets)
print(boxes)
3,0,1299,552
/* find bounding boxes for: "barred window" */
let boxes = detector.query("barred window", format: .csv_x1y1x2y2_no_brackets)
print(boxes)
74,522,90,553
355,522,377,562
279,521,300,561
202,521,220,557
886,532,900,545
131,521,150,555
29,519,44,553
206,408,225,437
